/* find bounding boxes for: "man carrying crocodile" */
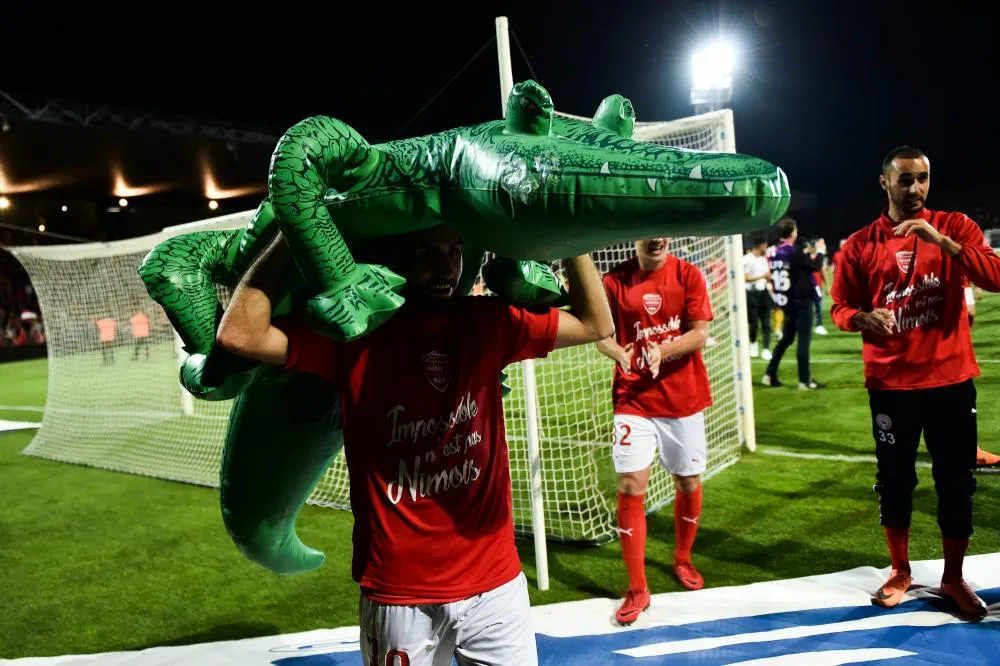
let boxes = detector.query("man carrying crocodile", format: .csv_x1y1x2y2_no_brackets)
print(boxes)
138,79,790,613
217,210,613,663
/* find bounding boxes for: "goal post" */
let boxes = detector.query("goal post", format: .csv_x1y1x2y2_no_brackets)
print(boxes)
495,14,551,593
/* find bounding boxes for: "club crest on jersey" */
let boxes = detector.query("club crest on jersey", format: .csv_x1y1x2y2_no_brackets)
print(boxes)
642,293,663,315
895,250,914,275
876,413,892,431
420,351,452,392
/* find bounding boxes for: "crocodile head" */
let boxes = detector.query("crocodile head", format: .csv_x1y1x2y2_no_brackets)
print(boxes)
448,80,790,260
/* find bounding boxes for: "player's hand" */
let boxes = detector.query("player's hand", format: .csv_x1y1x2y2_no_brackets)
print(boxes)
619,343,635,375
816,239,827,253
856,308,895,336
893,218,943,246
645,343,662,379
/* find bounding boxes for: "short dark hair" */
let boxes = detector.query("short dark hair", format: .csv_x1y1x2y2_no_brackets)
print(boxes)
882,145,926,174
775,217,797,239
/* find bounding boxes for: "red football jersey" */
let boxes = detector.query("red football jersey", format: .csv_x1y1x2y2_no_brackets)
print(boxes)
603,255,714,419
277,298,559,604
831,208,1000,390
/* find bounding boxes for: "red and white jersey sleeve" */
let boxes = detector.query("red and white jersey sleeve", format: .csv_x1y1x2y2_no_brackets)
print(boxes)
603,256,714,419
277,315,338,381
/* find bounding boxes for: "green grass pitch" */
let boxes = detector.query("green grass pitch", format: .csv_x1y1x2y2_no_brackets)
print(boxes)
2,296,999,658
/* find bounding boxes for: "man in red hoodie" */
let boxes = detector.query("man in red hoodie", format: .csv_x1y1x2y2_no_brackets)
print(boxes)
831,145,1000,620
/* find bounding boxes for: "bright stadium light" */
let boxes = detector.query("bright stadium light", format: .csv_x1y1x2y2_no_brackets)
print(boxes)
0,196,10,210
119,198,129,207
38,224,46,232
208,199,219,210
690,39,736,113
61,205,68,212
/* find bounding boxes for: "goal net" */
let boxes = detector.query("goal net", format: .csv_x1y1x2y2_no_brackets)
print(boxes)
5,109,753,545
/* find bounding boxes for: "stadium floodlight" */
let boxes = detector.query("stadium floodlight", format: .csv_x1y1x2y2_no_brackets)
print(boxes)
119,198,129,207
61,205,68,212
690,39,736,112
208,200,219,210
38,224,45,232
0,196,10,209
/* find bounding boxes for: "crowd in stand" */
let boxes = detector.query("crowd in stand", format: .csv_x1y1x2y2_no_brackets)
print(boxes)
1,227,45,348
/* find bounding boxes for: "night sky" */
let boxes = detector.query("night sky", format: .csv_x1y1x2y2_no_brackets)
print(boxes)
1,1,995,239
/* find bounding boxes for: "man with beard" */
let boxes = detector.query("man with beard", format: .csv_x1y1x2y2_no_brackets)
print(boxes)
831,145,1000,619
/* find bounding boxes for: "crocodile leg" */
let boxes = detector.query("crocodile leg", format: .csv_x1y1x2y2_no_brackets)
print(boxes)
268,116,406,342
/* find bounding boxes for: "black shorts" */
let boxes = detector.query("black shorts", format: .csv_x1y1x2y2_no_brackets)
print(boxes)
868,379,978,539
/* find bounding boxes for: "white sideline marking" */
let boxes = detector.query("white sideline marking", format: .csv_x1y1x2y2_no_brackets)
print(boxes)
0,405,228,421
0,420,41,432
760,448,932,469
752,358,1000,364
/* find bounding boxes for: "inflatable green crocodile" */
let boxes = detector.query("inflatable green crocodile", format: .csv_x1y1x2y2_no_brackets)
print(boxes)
138,80,789,575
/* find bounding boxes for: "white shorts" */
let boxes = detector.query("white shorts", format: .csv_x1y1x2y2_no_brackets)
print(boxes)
612,412,708,477
359,571,536,666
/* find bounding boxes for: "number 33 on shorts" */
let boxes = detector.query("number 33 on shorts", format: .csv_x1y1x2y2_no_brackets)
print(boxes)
875,413,896,444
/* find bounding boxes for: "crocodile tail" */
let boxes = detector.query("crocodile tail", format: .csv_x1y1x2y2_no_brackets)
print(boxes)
220,369,344,574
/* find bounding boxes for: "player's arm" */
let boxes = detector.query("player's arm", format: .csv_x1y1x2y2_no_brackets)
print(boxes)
650,262,713,370
216,236,293,365
656,320,710,360
742,254,756,283
893,214,1000,291
790,244,825,273
950,216,1000,292
554,255,615,349
594,275,631,373
830,240,894,336
596,337,633,375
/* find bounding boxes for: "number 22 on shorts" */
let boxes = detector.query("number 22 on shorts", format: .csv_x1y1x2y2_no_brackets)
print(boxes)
617,423,632,446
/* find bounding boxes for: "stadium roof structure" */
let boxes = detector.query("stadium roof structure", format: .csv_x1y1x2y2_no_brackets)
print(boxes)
0,90,276,207
0,90,281,145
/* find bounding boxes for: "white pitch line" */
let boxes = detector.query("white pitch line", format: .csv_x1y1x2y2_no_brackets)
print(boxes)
752,358,1000,364
0,405,228,421
759,447,933,469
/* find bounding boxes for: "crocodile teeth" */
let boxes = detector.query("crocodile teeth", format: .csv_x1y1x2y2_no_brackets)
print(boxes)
647,177,658,192
723,180,734,193
689,164,703,179
600,162,611,175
